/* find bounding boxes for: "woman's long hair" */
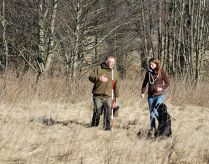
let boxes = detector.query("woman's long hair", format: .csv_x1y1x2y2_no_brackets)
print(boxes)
148,57,161,74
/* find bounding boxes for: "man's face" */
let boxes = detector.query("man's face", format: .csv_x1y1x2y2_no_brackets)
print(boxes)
106,57,115,69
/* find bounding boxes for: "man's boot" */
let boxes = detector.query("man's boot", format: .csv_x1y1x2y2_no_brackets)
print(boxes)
91,113,96,126
103,103,111,130
95,114,100,126
91,112,100,126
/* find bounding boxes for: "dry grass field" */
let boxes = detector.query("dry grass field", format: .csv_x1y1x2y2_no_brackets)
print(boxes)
0,71,209,164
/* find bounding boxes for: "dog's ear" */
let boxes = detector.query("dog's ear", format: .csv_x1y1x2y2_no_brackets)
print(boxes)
162,103,168,113
162,103,167,109
155,103,161,110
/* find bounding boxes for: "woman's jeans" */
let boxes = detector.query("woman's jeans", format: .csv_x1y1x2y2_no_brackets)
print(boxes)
148,95,164,130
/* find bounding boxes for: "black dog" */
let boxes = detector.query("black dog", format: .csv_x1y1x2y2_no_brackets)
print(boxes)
155,103,172,137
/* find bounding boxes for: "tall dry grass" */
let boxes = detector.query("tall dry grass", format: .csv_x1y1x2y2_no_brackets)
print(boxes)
0,70,208,163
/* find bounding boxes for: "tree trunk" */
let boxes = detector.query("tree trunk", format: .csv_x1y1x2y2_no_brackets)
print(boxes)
176,0,185,74
37,0,46,74
157,0,163,60
71,0,82,78
2,0,8,70
44,0,58,74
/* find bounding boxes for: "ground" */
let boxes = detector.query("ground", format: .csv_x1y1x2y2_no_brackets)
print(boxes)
0,99,208,164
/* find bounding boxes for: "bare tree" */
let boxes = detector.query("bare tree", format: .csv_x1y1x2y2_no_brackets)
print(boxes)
1,0,8,70
37,0,58,81
0,0,208,84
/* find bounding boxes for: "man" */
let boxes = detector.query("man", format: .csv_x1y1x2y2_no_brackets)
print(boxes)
89,56,120,130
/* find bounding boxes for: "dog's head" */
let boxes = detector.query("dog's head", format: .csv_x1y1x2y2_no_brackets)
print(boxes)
156,103,168,122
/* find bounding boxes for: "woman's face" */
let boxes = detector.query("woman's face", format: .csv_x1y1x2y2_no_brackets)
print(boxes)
149,62,157,70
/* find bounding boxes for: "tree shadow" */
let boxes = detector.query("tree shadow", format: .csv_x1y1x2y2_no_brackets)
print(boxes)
41,115,90,127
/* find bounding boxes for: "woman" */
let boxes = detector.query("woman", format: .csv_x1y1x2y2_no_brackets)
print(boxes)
141,57,170,134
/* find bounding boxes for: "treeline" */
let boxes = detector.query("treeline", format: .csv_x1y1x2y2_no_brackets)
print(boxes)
0,0,209,83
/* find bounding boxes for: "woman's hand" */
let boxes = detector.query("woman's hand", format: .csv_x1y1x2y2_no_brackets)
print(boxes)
157,87,163,92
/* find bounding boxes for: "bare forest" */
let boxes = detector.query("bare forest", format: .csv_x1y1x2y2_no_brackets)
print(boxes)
0,0,209,163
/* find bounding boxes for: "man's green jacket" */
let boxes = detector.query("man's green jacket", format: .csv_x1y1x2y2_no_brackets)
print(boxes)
89,63,120,98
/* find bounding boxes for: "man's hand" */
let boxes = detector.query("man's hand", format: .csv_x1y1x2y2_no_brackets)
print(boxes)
112,98,119,108
115,98,119,107
99,74,108,82
141,94,145,98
